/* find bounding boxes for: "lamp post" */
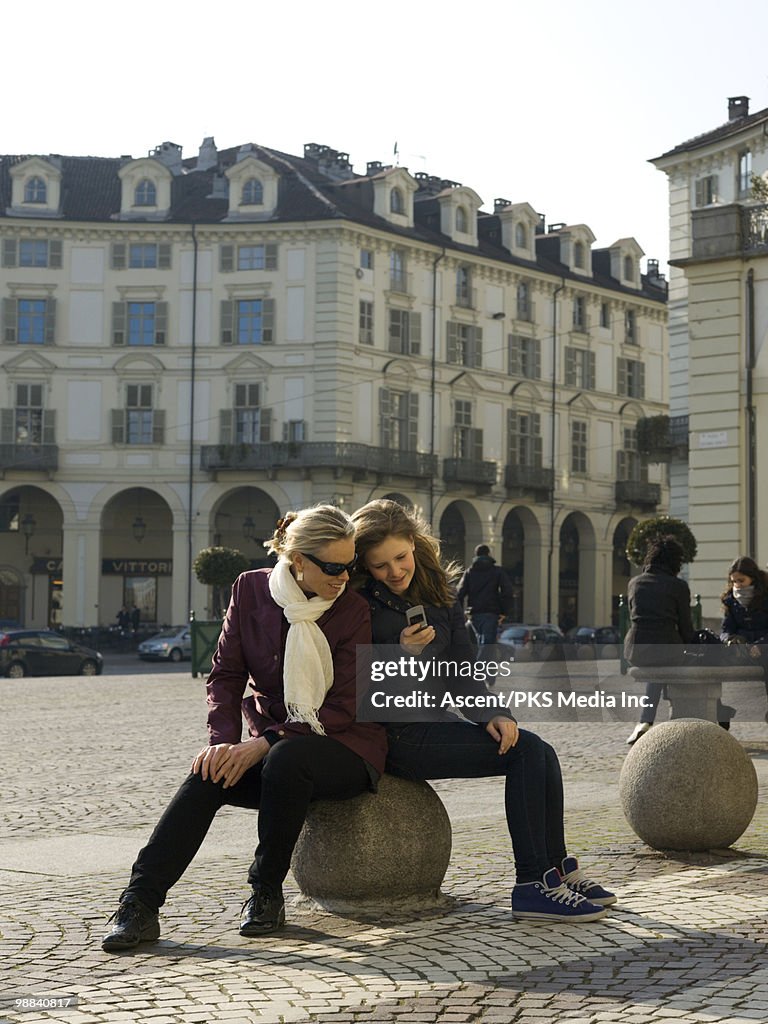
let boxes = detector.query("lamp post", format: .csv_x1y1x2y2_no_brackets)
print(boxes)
242,515,255,542
132,515,146,542
21,513,36,555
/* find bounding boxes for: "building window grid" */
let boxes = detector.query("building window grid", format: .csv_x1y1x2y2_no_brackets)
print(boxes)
516,282,532,321
617,426,647,482
241,178,264,205
508,334,540,379
237,245,277,271
573,296,587,331
14,383,44,443
571,420,588,474
388,308,420,355
618,356,645,399
134,179,157,207
625,309,637,343
234,383,263,444
508,411,543,467
24,177,47,204
738,151,752,198
128,303,157,346
359,300,374,344
125,384,154,445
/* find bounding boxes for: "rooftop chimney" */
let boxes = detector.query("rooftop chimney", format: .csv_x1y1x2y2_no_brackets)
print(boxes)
728,96,749,121
197,137,218,171
150,141,183,174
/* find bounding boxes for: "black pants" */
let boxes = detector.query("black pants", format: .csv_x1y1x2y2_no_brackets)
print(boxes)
125,736,370,912
384,723,566,883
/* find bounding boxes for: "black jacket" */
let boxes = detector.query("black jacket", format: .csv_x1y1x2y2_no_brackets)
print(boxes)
457,556,513,615
360,579,511,723
624,564,695,667
721,593,768,643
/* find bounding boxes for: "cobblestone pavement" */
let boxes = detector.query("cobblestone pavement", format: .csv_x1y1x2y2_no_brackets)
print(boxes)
2,672,768,1024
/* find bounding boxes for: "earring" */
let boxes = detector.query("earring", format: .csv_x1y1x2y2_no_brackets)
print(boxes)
297,569,304,581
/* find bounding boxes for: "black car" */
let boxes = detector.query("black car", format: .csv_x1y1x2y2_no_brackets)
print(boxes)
0,629,104,678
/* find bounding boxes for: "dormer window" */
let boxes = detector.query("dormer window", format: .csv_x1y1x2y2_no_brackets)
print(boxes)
573,241,585,269
134,179,157,207
241,178,264,206
456,206,468,233
24,177,47,204
623,255,634,281
390,188,405,215
515,223,527,248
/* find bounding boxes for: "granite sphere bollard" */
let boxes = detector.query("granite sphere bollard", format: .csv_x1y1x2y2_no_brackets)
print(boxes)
291,774,453,915
619,718,758,851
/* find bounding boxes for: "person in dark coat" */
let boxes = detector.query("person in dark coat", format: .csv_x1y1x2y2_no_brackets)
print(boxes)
720,555,768,718
624,535,696,744
457,544,514,647
102,505,386,951
351,499,614,923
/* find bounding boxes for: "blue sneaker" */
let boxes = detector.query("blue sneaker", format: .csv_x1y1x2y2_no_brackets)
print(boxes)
560,856,617,906
512,868,608,922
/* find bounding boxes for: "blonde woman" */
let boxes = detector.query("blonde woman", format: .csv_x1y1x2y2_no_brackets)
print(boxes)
102,505,386,950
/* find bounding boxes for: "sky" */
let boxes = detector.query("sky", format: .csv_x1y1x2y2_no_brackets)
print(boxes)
7,0,768,274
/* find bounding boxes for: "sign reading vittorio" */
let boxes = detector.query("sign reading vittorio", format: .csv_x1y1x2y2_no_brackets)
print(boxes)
101,559,173,575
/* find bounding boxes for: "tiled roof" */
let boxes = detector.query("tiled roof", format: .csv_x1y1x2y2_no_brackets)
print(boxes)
652,105,768,160
0,143,666,303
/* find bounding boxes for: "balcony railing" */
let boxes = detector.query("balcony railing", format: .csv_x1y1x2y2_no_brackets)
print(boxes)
0,444,58,474
388,271,412,294
201,442,437,480
615,480,661,508
443,458,498,487
504,464,554,494
455,287,477,309
743,204,768,250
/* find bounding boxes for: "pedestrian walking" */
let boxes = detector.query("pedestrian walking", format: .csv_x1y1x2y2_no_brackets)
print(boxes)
457,544,514,648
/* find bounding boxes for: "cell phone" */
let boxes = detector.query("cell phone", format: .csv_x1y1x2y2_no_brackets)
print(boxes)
406,605,428,631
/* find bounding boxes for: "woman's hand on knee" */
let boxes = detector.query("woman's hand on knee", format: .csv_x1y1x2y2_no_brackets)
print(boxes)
191,743,232,781
486,716,519,754
218,737,270,789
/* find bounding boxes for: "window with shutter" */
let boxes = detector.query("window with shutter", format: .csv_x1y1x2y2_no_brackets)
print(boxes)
359,301,374,344
379,388,392,448
262,298,275,343
154,302,168,345
472,326,483,368
2,239,17,268
42,409,55,444
409,312,421,356
111,409,126,444
586,351,596,390
112,302,126,345
447,322,459,364
49,240,62,269
221,300,234,344
151,409,165,445
220,245,235,273
565,347,576,386
158,244,172,269
111,243,127,270
219,409,233,445
3,298,18,343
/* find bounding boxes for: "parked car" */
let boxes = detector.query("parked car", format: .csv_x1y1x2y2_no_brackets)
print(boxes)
565,625,622,659
138,626,192,662
0,629,103,678
496,624,565,661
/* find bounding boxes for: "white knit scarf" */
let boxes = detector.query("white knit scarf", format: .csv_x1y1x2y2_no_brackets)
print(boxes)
268,557,340,734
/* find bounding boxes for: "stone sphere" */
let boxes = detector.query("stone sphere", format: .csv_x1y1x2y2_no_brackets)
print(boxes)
291,774,452,914
619,719,758,851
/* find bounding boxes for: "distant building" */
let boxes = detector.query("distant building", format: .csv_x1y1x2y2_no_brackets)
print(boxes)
651,96,768,618
0,138,667,628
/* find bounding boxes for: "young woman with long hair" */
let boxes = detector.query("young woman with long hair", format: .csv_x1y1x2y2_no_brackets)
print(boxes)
351,498,615,923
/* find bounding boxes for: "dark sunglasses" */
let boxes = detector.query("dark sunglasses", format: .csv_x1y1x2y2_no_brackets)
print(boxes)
300,551,357,577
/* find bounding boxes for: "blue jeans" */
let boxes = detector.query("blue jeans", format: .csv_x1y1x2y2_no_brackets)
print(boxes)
470,613,499,647
385,722,566,883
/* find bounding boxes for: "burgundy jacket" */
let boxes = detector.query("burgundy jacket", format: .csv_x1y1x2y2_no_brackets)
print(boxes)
206,569,386,776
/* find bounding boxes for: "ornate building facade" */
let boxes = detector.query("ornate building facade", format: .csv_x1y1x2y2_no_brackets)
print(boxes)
0,138,667,628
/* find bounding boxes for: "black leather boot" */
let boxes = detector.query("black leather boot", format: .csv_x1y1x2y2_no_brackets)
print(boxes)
102,894,160,952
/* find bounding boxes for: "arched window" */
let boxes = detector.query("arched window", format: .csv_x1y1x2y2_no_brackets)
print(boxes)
241,178,264,205
24,176,47,204
455,206,468,233
134,179,157,207
390,187,404,214
573,241,585,269
624,255,634,281
515,222,527,248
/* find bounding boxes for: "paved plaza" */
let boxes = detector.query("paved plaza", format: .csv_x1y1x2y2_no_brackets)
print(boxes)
2,662,768,1024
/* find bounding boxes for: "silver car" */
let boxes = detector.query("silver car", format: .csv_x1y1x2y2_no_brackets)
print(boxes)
138,626,192,663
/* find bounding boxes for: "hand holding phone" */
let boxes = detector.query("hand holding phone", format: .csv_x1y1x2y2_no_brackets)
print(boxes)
406,604,428,632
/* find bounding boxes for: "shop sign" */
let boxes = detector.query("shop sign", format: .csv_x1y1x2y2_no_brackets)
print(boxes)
102,559,173,576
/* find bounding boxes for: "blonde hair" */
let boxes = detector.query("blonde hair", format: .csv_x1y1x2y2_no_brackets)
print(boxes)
265,504,354,561
350,499,460,607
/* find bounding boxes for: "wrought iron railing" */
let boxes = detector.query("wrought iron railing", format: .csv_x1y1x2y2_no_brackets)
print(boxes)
0,444,59,472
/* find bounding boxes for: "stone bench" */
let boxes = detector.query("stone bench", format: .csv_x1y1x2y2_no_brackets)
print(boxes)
291,774,453,918
628,665,764,722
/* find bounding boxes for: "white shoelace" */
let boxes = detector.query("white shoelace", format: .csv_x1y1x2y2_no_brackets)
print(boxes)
542,879,586,906
562,865,597,892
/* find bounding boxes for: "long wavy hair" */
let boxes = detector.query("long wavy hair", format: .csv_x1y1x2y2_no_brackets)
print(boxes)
350,499,460,607
721,555,768,609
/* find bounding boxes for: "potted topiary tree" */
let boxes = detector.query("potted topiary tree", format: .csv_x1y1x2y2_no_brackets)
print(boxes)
193,546,251,618
626,515,697,569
